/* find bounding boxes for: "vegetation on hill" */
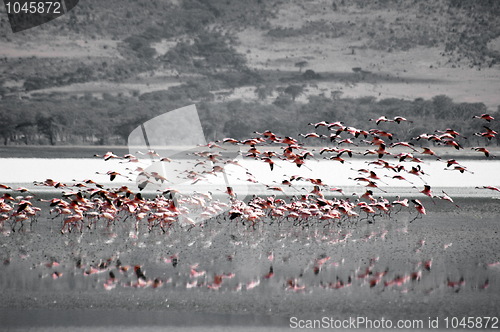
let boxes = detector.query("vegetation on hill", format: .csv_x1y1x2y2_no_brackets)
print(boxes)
267,0,500,68
0,91,498,147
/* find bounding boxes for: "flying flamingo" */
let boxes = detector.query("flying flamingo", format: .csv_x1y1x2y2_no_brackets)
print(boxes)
222,138,240,144
421,147,440,159
329,155,347,164
472,114,494,122
390,141,418,152
261,157,276,171
419,185,433,197
436,128,466,139
392,197,409,208
327,121,344,129
441,139,463,150
299,133,326,139
475,186,500,192
308,121,329,128
414,184,436,204
393,116,412,124
410,199,426,222
369,116,394,125
445,165,473,174
370,129,394,140
471,147,491,157
437,190,459,207
94,151,121,161
387,174,414,185
474,126,498,140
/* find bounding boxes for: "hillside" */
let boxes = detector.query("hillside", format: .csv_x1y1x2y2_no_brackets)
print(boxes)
2,0,499,66
0,0,499,146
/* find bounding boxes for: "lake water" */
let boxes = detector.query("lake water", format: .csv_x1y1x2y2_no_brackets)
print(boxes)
0,158,499,198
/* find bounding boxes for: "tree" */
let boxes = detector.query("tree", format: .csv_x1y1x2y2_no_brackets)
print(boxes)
331,90,343,100
36,113,59,145
0,79,7,98
0,110,15,145
284,85,304,101
432,95,453,119
223,119,251,139
295,61,309,73
255,85,274,101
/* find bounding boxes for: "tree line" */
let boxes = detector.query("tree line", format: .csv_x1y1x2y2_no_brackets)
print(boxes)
0,92,498,147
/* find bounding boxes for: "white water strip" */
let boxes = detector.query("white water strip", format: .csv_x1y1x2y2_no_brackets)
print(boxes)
1,158,499,197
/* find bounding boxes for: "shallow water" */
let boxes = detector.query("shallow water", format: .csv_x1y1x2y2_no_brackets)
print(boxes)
1,198,500,318
0,309,289,330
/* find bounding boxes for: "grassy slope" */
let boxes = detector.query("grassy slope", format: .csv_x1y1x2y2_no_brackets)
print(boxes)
1,0,499,77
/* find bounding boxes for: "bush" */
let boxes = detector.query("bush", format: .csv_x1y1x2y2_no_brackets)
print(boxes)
123,35,157,59
302,69,321,80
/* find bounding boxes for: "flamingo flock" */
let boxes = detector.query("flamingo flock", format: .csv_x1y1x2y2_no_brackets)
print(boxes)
5,211,497,295
0,112,499,296
0,112,498,233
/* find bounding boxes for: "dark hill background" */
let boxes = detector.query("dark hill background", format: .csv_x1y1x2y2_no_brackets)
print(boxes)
0,0,499,146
